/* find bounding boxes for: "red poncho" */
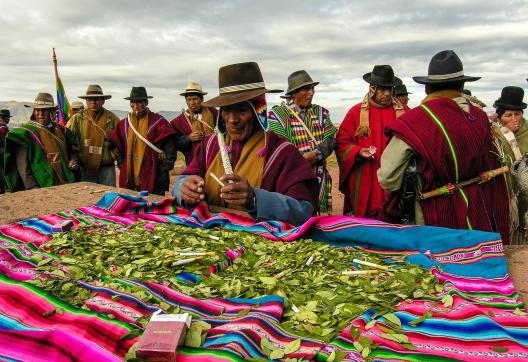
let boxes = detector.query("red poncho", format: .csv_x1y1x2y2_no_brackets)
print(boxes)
110,112,176,193
336,103,402,218
385,98,510,243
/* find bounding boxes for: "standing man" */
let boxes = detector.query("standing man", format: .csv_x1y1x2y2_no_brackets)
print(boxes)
3,93,79,192
378,50,509,243
170,82,217,165
0,109,12,193
394,83,411,107
109,87,177,195
268,70,337,214
336,65,406,218
67,85,120,186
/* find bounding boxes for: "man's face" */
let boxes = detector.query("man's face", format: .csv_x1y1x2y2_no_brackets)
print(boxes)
396,94,409,107
500,110,524,134
220,102,256,142
372,86,393,107
0,116,9,124
291,85,315,108
86,97,105,112
185,95,203,113
34,108,53,126
130,100,148,116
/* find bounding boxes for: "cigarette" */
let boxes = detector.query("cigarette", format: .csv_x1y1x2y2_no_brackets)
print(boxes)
209,172,225,187
178,251,216,257
273,271,286,279
172,256,204,266
341,270,379,276
305,253,315,266
352,259,389,271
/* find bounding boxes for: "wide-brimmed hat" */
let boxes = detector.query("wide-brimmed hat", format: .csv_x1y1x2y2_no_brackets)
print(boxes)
0,109,12,118
285,70,319,95
124,86,153,101
78,84,112,99
394,84,411,96
494,86,526,110
363,65,397,87
413,50,480,85
71,101,85,110
24,92,56,109
203,62,281,108
180,81,207,96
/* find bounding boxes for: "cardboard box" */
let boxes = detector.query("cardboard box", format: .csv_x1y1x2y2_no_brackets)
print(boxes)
136,311,192,362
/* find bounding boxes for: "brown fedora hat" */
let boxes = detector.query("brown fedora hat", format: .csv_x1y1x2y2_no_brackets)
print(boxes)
413,50,480,85
124,86,153,101
180,81,208,96
79,84,112,99
24,92,56,109
285,70,319,95
203,62,281,108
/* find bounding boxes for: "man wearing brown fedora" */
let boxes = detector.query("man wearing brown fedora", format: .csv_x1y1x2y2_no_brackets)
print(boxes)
378,50,509,243
268,70,337,214
170,82,218,165
3,93,79,192
0,109,12,193
336,64,407,218
67,85,120,186
172,62,319,225
109,87,177,195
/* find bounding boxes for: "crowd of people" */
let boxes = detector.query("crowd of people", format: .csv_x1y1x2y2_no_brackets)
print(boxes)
0,49,526,244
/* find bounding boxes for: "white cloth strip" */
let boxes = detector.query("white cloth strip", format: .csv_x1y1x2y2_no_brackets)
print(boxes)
427,71,465,80
220,82,265,94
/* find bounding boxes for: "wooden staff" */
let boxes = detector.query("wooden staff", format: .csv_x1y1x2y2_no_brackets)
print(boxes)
420,166,509,200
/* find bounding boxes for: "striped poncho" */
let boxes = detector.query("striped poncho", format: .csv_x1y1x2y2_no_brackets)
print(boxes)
268,101,337,213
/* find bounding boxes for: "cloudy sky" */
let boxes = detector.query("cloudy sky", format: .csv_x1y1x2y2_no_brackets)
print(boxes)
0,0,527,122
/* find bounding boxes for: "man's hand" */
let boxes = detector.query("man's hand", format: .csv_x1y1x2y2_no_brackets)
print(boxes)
181,175,205,205
220,174,255,208
68,159,78,170
189,131,204,142
303,151,319,166
358,148,375,159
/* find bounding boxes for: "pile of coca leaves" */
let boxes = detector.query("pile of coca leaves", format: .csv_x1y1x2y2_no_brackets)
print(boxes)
30,222,447,360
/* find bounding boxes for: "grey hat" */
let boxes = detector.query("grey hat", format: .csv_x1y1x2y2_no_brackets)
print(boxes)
285,70,319,95
413,50,480,85
24,92,56,109
124,86,153,101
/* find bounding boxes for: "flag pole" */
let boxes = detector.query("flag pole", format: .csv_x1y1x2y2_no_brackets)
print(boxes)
52,48,66,125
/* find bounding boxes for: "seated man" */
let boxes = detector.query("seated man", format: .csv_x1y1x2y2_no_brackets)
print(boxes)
172,62,319,225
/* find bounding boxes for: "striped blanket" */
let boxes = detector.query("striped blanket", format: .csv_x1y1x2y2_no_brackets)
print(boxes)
0,192,527,361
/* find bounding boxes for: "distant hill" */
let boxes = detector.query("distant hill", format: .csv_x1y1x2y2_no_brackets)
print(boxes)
0,101,180,126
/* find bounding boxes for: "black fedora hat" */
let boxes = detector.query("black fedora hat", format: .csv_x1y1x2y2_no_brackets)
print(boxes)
363,65,397,87
203,62,281,108
124,86,153,101
494,86,526,110
413,50,480,85
285,70,319,95
0,109,12,118
394,84,411,96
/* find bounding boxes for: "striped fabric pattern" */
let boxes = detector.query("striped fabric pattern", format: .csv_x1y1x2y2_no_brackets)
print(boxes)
0,193,527,361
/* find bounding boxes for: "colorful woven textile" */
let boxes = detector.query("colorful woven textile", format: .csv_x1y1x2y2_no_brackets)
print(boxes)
0,192,527,361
